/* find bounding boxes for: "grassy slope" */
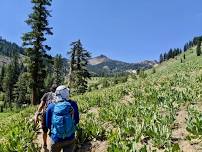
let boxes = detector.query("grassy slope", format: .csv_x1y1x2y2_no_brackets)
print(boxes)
0,47,201,151
74,47,202,151
0,107,39,152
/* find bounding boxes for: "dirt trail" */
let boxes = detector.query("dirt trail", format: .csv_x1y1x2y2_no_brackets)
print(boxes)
36,129,51,152
171,105,202,152
36,106,107,152
77,141,108,152
78,106,108,152
35,93,133,152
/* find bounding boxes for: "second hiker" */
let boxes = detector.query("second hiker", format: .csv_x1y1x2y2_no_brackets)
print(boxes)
34,84,57,148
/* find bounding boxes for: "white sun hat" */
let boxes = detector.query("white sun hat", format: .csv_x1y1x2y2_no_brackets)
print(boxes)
55,85,70,101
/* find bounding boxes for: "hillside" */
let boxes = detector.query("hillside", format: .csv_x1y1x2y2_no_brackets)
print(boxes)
88,55,158,76
74,46,202,151
1,46,202,151
0,37,24,56
64,55,158,76
0,55,11,69
0,38,157,76
71,47,201,151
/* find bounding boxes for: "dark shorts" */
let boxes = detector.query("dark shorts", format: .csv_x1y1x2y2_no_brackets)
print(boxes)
50,139,76,152
42,112,48,133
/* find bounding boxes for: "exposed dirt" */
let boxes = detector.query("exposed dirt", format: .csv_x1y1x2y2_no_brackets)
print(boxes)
36,129,108,152
171,105,202,152
35,129,51,152
120,94,134,105
90,140,108,152
77,140,108,152
172,106,189,139
87,107,100,118
193,101,202,113
102,121,114,132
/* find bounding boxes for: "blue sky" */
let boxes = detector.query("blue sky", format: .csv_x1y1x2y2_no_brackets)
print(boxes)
0,0,202,62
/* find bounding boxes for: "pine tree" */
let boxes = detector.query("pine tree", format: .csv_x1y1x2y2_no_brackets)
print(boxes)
3,64,15,108
159,53,163,63
193,36,202,45
188,41,193,48
176,48,180,55
22,0,53,105
0,65,5,91
44,73,54,91
168,49,173,59
184,43,188,52
196,40,201,56
173,48,177,57
53,54,63,86
14,72,31,106
2,55,20,108
183,44,186,52
163,53,167,61
12,53,20,81
68,40,91,94
183,54,186,60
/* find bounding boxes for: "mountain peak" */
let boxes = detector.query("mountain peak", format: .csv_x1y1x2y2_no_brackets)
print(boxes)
98,54,108,58
88,54,110,65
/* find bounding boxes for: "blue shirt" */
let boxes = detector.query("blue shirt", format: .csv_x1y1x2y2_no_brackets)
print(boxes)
46,100,79,143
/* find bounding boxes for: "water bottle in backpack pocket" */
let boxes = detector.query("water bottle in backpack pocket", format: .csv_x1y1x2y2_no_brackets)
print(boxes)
51,101,76,139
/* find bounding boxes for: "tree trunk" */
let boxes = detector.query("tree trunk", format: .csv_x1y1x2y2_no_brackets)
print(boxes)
0,106,3,112
32,86,37,105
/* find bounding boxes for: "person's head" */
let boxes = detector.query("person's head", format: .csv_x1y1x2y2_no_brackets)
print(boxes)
55,85,70,100
50,84,57,92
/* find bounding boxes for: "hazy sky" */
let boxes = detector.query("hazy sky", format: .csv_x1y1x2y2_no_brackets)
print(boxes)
0,0,202,62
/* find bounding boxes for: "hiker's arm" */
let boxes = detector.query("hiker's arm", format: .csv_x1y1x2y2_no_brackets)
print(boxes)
36,100,46,113
46,104,53,129
34,100,45,125
34,94,47,125
36,93,47,113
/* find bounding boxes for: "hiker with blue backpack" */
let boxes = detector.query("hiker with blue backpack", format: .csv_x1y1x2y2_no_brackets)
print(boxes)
46,85,79,152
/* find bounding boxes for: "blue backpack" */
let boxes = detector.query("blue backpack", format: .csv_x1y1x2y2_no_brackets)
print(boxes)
51,100,76,139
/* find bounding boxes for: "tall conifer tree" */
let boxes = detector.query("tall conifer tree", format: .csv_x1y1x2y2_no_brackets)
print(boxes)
68,40,91,94
22,0,53,105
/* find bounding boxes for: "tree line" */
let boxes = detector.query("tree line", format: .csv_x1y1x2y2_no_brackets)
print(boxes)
0,37,24,57
159,36,202,63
